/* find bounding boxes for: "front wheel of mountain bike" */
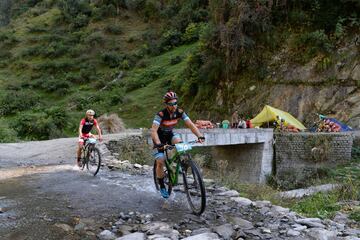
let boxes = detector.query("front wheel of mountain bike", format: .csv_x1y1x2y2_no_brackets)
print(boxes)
86,145,101,176
153,160,172,196
181,155,206,215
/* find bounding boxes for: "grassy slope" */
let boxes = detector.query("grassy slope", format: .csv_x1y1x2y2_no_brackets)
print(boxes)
119,43,198,128
0,4,198,137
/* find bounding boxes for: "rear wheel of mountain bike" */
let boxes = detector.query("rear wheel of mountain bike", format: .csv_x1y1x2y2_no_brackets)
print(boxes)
181,155,206,215
86,145,101,176
153,160,172,196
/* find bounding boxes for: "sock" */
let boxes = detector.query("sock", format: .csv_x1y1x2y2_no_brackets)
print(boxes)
157,177,165,189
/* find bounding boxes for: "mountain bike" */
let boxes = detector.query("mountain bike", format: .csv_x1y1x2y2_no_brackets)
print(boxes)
80,137,101,176
153,140,206,215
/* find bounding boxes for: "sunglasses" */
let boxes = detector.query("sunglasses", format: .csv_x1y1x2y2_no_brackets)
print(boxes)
166,102,177,106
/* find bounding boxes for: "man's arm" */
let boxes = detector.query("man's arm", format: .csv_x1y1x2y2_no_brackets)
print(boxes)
184,119,204,141
151,123,161,145
95,124,102,140
78,124,83,138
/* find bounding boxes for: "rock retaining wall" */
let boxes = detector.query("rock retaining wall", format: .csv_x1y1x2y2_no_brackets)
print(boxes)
274,132,353,188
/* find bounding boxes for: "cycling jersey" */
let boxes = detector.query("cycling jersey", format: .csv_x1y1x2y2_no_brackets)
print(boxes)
153,108,190,146
80,118,98,134
153,108,190,132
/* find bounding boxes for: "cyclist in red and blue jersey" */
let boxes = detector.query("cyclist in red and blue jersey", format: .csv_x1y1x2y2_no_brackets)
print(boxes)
151,91,205,198
76,109,102,167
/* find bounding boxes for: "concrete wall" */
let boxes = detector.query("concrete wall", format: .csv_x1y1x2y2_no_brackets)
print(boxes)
148,128,274,146
274,132,353,188
211,143,266,183
170,128,274,183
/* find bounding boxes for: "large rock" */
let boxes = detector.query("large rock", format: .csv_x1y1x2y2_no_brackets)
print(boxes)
305,228,337,240
287,229,301,237
191,228,211,236
213,224,234,240
116,232,146,240
296,218,326,228
215,190,240,197
98,230,117,240
182,232,220,240
229,217,254,230
141,222,179,239
230,197,252,206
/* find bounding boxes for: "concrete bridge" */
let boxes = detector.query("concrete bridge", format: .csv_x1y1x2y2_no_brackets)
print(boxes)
150,128,274,183
143,128,356,184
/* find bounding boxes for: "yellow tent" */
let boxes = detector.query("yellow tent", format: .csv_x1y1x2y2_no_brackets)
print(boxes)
250,105,306,130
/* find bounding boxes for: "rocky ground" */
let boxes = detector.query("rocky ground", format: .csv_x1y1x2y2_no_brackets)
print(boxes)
99,156,360,240
0,133,359,240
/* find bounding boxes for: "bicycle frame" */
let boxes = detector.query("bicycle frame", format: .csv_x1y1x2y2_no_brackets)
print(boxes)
164,151,182,185
81,138,96,161
163,141,197,186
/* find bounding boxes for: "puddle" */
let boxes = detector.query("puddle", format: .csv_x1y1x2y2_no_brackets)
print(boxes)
0,164,77,181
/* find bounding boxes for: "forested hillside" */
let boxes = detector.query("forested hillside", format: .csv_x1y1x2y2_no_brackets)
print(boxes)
0,0,359,141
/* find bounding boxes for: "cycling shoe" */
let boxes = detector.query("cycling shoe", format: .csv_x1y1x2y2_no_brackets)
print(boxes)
160,188,169,198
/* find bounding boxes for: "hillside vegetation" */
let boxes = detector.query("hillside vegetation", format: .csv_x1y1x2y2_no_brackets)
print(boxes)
0,0,359,141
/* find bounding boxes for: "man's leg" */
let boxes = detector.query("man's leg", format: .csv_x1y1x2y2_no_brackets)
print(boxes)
77,139,84,167
155,152,169,198
171,134,182,145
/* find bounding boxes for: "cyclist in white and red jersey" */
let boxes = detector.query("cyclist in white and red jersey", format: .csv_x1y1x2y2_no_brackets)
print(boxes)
76,109,102,167
151,91,205,198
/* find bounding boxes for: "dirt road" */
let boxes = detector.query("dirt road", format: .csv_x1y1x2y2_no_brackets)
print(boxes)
0,132,189,240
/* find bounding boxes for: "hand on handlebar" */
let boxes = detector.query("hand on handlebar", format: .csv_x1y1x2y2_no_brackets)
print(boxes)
155,143,165,151
197,136,205,143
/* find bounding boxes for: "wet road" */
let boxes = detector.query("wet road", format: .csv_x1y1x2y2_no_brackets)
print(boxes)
0,134,190,240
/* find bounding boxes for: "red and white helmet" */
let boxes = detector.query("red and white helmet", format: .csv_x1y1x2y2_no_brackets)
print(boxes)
163,91,177,102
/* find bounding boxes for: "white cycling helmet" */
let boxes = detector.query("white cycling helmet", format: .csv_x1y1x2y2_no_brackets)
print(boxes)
86,109,95,116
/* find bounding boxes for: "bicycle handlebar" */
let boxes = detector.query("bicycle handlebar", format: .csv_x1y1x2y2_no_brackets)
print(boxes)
163,140,200,151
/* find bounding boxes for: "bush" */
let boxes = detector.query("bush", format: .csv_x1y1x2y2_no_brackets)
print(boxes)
124,0,145,11
20,45,43,57
0,90,41,116
292,30,333,62
84,31,104,45
182,22,206,43
136,59,149,68
108,92,125,105
170,55,182,65
27,25,48,33
45,106,68,130
0,49,12,59
58,0,92,28
142,0,161,21
64,71,84,84
10,111,64,140
32,76,71,95
44,41,69,58
69,44,87,57
123,67,165,91
101,51,124,68
93,4,117,20
159,29,182,51
34,59,78,74
105,24,123,35
0,122,17,143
